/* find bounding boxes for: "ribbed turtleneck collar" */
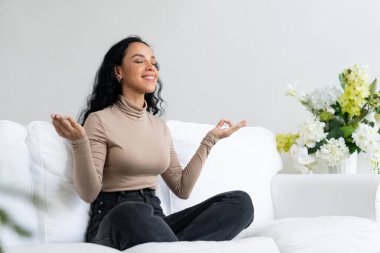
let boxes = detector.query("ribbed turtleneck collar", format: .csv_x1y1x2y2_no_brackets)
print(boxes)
115,95,147,121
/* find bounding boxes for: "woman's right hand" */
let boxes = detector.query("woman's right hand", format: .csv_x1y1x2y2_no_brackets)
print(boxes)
50,113,86,141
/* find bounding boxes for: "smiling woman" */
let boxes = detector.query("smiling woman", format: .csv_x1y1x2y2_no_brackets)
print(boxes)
49,35,251,251
76,36,165,126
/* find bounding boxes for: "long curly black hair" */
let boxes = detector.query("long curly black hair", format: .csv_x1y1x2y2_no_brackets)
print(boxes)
77,35,165,125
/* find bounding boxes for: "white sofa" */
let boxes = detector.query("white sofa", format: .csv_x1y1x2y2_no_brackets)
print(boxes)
1,119,380,253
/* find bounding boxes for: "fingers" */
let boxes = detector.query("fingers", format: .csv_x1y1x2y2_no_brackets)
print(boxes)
216,119,247,137
216,119,246,129
227,123,244,135
51,118,69,137
50,113,78,138
216,119,232,129
57,115,74,131
51,114,79,128
52,117,72,137
51,120,65,137
237,120,247,127
66,115,82,130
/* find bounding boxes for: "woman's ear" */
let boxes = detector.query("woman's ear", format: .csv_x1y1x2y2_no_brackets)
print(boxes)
114,66,122,80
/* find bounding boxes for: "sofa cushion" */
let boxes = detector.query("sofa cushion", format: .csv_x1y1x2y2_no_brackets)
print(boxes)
127,237,280,253
166,120,282,220
0,120,38,246
236,216,380,253
5,242,118,253
25,121,90,242
4,237,280,253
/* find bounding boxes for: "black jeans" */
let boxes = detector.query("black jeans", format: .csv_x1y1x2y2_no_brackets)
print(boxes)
86,189,254,251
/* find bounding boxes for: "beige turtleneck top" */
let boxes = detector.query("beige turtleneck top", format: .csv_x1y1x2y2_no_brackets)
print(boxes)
71,95,218,203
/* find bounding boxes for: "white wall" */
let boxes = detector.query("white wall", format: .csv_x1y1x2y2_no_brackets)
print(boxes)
1,0,380,172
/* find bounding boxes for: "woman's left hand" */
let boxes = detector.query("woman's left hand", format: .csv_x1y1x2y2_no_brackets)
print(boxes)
208,119,247,140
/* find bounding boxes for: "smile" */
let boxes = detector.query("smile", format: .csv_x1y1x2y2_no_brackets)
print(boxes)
142,75,156,81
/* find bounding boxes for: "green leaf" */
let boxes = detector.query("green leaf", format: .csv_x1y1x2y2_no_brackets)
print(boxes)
0,208,32,238
0,184,37,251
0,185,43,207
351,108,369,125
339,125,356,138
370,78,377,94
308,140,327,154
326,118,344,131
339,73,346,89
0,209,9,223
12,224,32,237
327,127,344,139
331,102,341,112
346,141,361,154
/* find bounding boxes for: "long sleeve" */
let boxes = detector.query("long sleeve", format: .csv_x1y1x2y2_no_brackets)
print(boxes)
71,113,107,203
161,132,219,199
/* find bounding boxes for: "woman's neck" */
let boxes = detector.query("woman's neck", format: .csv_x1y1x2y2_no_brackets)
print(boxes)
121,91,145,108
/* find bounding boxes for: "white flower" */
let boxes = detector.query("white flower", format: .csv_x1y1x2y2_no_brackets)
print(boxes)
365,112,377,124
316,138,350,167
365,143,380,171
352,123,380,152
289,144,315,165
297,117,327,148
286,83,298,97
345,64,369,85
300,86,343,113
289,144,315,173
294,163,314,174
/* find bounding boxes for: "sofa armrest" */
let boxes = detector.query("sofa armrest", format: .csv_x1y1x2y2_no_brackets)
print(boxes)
271,174,380,221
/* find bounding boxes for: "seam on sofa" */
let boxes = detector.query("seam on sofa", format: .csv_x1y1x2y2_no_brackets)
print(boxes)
37,124,49,242
24,126,40,243
28,122,48,242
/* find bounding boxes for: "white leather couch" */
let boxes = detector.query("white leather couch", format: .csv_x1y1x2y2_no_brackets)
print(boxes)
1,119,380,253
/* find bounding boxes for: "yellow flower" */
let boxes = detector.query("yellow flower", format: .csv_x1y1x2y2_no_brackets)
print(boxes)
369,93,380,107
276,133,299,153
319,111,334,122
339,65,370,118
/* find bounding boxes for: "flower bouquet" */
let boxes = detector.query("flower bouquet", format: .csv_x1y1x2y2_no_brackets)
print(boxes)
276,65,380,174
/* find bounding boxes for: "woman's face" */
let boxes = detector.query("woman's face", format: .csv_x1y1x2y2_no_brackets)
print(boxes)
116,42,159,95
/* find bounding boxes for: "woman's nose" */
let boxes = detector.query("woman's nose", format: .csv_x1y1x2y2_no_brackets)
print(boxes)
145,61,155,71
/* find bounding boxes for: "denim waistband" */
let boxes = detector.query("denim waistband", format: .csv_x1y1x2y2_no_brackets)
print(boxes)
98,188,156,200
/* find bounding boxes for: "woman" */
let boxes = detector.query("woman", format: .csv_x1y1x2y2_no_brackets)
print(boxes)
51,35,253,251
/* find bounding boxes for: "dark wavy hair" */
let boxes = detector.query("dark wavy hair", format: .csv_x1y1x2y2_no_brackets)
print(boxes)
77,35,165,125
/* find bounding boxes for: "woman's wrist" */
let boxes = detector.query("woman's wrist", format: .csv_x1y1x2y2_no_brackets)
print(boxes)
201,131,219,148
71,133,88,147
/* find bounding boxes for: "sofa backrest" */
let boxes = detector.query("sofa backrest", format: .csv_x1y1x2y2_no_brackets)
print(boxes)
271,174,380,220
165,120,282,221
0,120,38,247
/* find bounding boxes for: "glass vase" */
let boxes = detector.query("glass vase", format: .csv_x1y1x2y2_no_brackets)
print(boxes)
328,151,358,174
